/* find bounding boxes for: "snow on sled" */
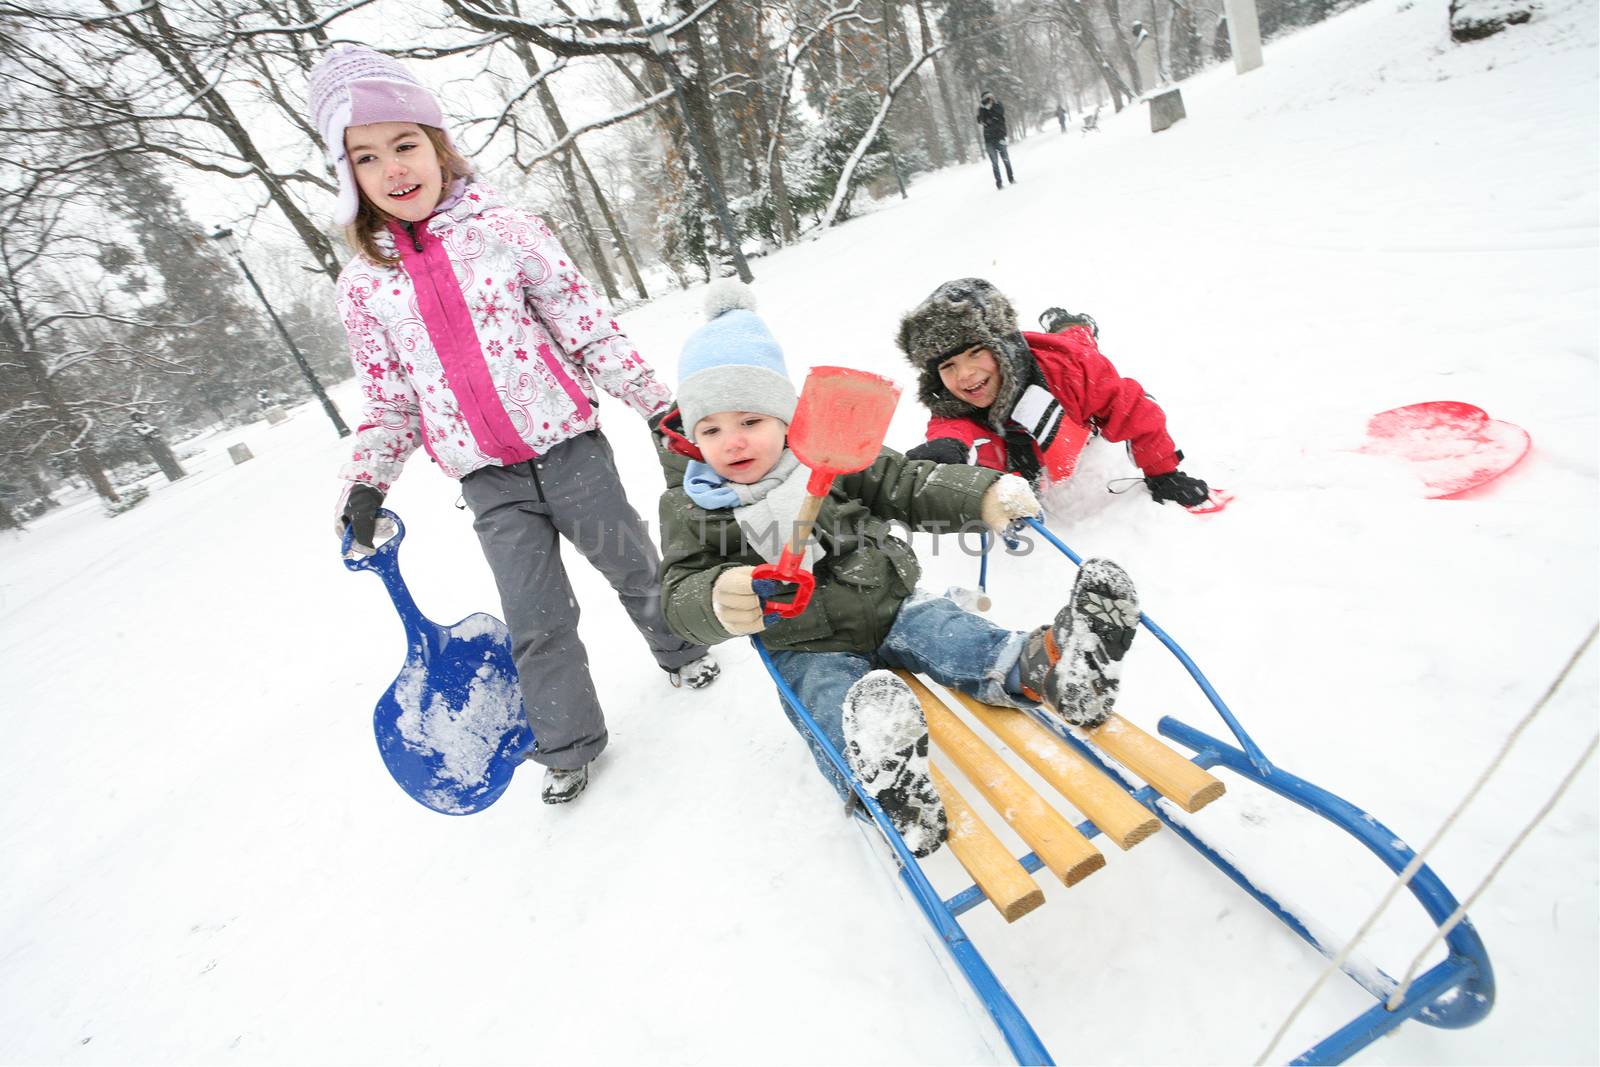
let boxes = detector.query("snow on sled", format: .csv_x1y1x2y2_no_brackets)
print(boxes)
756,517,1495,1065
1360,400,1530,498
342,510,533,815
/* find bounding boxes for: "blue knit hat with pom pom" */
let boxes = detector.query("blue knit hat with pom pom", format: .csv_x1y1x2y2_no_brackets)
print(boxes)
676,279,797,440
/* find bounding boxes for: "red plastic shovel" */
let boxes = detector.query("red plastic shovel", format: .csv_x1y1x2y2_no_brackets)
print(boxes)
751,367,902,619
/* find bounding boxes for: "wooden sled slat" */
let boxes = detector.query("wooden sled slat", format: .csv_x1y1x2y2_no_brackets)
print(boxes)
897,672,1106,887
930,762,1046,923
1086,714,1226,813
946,691,1162,851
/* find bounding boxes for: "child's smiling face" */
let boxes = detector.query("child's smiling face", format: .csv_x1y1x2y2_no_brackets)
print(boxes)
346,121,442,223
694,411,787,484
938,345,1002,409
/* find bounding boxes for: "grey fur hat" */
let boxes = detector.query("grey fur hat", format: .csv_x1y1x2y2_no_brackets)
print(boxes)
895,277,1036,430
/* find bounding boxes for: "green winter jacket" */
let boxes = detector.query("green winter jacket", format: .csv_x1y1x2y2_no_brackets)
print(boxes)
655,417,1002,653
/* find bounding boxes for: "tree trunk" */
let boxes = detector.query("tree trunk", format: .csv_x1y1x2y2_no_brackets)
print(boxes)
288,0,332,47
0,499,20,531
821,48,940,229
140,433,185,482
1170,1,1201,79
113,3,343,283
507,40,641,302
677,16,726,188
1149,0,1169,80
539,208,580,272
563,182,622,303
1054,0,1133,110
619,0,694,162
889,1,946,168
915,0,969,164
714,2,765,194
574,151,648,299
1,316,118,502
1102,0,1145,96
616,0,718,258
737,3,798,244
25,468,54,508
528,189,608,295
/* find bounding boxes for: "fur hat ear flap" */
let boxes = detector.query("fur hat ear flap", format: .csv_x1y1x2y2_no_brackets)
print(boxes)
306,46,449,227
894,315,915,359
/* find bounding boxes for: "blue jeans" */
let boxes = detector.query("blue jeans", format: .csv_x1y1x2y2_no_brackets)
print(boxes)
767,593,1031,801
986,141,1014,185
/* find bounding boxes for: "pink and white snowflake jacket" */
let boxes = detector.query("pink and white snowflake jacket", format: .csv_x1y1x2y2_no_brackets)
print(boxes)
333,180,670,497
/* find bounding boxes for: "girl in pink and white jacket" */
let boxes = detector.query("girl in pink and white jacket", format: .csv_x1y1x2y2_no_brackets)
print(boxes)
309,46,715,805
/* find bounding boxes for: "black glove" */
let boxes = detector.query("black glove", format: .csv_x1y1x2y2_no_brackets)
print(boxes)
1145,470,1210,507
906,437,970,465
1038,307,1099,338
339,484,385,554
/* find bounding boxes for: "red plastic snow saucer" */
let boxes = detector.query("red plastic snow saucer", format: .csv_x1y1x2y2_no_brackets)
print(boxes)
1360,400,1530,499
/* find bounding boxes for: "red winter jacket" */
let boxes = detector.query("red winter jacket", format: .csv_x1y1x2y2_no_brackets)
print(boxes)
923,329,1181,479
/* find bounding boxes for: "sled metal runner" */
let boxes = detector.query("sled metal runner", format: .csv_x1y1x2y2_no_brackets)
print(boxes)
754,516,1494,1066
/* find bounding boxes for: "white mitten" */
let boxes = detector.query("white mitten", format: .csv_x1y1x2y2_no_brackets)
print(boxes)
979,474,1042,532
712,566,766,636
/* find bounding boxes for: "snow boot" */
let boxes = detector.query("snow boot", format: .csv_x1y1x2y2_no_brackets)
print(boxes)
541,763,590,804
668,653,720,690
842,670,946,858
1038,307,1099,339
1015,558,1139,728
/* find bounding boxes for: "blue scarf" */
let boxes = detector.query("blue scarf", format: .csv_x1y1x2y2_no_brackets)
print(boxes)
681,451,820,567
683,459,743,510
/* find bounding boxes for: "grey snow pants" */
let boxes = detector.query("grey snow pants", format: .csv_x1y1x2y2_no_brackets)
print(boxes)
460,430,705,770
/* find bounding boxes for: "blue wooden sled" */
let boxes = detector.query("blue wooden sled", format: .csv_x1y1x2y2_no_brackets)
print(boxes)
754,516,1494,1065
343,509,534,814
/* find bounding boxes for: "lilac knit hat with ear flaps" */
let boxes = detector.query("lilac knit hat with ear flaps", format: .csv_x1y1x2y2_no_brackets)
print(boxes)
306,46,452,227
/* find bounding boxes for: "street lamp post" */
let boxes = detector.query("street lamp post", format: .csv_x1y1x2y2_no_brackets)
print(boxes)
646,25,754,285
209,227,350,438
1223,0,1265,73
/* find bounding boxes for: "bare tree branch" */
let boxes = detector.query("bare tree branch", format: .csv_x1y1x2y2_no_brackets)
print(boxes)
441,0,654,57
518,86,673,167
223,0,376,37
820,42,942,229
0,0,157,23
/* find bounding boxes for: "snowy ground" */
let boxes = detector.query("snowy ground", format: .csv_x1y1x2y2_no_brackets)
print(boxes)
3,0,1596,1063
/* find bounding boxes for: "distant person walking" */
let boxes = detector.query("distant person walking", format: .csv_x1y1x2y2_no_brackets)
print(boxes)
1056,103,1068,132
977,90,1015,189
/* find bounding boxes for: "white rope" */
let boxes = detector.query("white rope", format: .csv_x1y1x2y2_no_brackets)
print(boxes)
1385,730,1598,1009
1254,623,1597,1065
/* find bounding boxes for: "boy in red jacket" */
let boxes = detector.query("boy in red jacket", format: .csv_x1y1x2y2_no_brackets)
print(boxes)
897,278,1210,506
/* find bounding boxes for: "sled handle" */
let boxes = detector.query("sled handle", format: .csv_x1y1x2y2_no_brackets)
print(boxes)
1018,516,1275,777
341,506,405,571
341,508,429,651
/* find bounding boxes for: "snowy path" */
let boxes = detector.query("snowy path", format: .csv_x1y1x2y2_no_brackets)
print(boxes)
2,0,1595,1062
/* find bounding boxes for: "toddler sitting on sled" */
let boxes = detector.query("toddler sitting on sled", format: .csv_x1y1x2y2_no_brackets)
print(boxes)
899,278,1211,507
653,281,1143,857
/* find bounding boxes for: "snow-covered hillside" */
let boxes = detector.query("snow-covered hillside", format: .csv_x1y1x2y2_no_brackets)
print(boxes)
2,0,1595,1062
